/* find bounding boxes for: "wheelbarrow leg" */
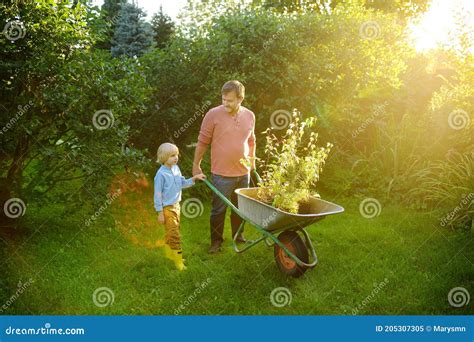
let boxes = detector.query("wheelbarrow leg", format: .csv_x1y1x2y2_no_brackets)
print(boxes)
300,228,318,268
232,221,245,251
233,221,267,253
232,219,245,240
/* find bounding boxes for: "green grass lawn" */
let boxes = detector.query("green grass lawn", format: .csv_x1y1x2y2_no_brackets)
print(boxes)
1,184,472,315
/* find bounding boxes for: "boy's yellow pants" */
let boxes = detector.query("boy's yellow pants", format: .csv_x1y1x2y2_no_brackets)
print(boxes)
163,203,181,250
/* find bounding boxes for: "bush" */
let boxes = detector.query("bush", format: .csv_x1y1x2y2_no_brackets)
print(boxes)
408,151,473,229
249,110,332,214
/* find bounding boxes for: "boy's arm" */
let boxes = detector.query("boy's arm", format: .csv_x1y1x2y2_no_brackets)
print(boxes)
181,176,194,189
154,174,164,212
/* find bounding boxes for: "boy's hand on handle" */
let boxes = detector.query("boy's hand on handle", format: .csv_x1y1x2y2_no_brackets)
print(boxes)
158,212,165,224
192,173,206,182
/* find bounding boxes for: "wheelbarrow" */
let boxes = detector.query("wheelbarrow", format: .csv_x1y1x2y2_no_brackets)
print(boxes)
202,170,344,277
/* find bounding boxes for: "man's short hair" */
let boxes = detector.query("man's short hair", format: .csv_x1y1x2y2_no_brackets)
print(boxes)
221,80,245,99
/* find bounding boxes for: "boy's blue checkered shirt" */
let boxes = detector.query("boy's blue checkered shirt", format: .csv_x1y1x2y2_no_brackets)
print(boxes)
154,164,194,212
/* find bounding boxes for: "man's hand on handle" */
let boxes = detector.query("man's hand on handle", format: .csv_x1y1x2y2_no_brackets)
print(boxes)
192,164,203,176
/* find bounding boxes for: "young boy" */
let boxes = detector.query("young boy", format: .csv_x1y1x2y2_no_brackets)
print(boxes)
154,143,206,271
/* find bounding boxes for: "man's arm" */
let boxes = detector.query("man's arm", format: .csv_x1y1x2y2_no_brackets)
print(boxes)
249,143,256,170
192,142,208,175
194,110,213,175
248,119,256,170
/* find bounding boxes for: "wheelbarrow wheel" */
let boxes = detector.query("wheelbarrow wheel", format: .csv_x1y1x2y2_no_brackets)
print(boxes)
274,231,308,278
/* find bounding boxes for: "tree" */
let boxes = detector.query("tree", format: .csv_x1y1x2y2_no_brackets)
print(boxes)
96,0,127,50
0,0,150,222
252,0,430,18
102,0,124,20
151,6,175,49
111,2,154,58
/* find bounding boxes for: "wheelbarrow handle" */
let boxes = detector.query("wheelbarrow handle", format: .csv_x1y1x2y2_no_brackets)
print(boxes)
252,169,262,184
201,178,239,213
200,168,261,213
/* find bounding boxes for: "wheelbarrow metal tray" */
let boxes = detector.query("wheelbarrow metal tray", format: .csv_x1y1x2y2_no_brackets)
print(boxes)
235,187,344,232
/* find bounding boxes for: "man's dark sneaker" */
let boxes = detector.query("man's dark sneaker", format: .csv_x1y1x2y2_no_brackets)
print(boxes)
234,235,247,244
208,241,222,254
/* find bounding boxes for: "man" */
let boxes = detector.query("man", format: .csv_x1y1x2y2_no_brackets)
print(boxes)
193,80,256,254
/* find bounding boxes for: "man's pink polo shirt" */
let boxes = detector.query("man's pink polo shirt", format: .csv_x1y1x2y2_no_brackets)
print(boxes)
197,105,256,177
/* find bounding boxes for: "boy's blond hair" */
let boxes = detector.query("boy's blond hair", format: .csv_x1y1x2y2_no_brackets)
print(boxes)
157,143,179,164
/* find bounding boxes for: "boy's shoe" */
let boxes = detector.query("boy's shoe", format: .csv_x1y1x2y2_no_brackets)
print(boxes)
171,249,187,271
164,244,174,260
164,244,187,271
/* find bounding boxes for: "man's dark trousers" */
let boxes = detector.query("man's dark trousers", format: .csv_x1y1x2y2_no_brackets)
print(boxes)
210,173,250,244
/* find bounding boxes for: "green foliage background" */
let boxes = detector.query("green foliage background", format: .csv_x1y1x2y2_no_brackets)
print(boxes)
1,0,472,228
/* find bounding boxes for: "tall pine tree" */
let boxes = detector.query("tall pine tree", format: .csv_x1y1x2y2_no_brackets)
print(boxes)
111,1,154,57
96,0,126,50
151,6,175,49
102,0,123,20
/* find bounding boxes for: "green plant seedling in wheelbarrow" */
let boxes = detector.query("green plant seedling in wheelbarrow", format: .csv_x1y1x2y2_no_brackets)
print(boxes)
202,170,344,278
